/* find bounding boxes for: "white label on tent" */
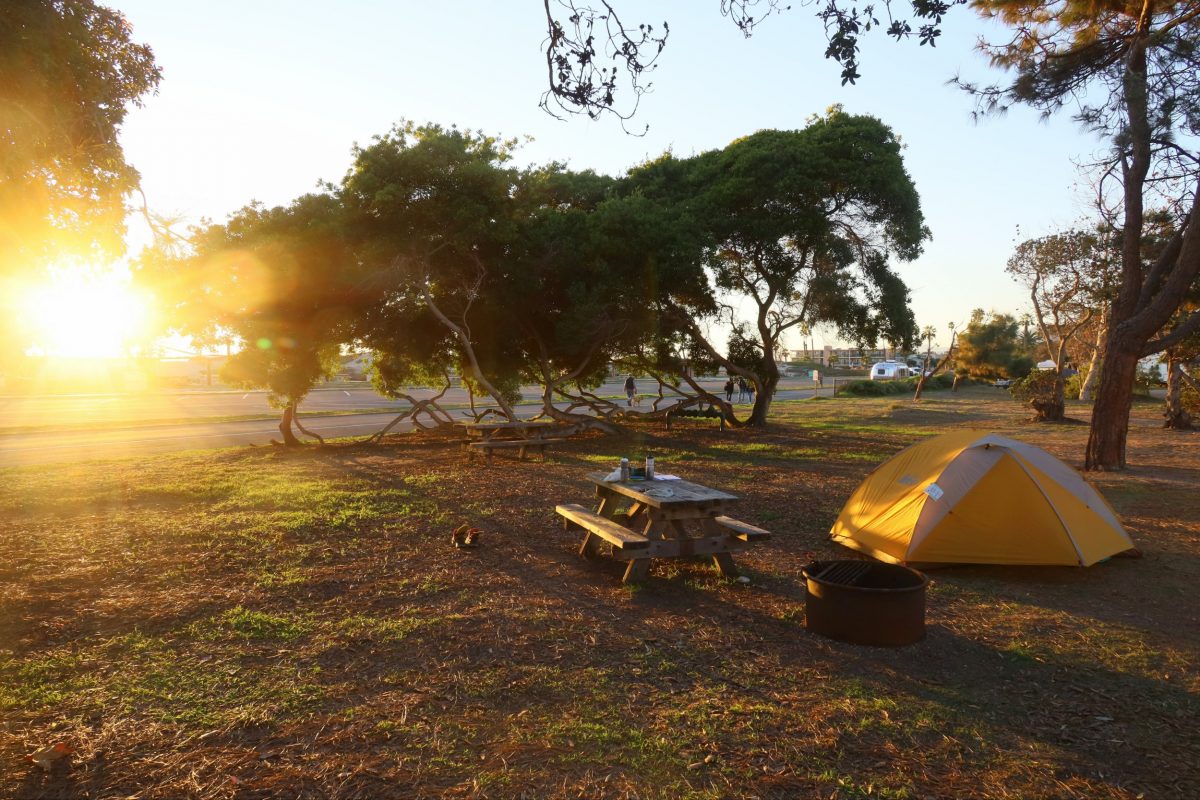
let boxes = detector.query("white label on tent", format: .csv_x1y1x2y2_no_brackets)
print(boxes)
924,483,945,501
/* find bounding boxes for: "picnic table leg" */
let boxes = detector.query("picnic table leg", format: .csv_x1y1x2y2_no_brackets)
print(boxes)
712,552,739,577
581,491,621,559
595,493,619,519
579,532,602,559
700,518,739,577
622,517,668,584
623,558,650,583
622,501,648,531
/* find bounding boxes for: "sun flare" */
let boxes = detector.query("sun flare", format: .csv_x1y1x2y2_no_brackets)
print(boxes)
18,267,151,359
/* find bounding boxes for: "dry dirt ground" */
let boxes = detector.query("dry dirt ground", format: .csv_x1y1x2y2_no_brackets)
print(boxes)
1,387,1197,799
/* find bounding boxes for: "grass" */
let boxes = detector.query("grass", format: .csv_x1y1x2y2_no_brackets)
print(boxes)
1,386,1198,798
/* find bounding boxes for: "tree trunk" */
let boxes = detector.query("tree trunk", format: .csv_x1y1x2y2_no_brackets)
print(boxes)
539,377,622,434
952,374,961,392
420,283,518,420
278,403,303,447
1083,37,1200,469
747,369,778,425
914,333,957,401
663,304,762,428
1079,352,1101,402
913,372,929,400
1084,345,1140,470
1031,376,1067,422
1163,353,1192,429
1079,308,1106,402
292,408,326,445
1031,397,1066,422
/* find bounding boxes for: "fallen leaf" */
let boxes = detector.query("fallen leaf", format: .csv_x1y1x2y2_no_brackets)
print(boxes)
25,742,72,771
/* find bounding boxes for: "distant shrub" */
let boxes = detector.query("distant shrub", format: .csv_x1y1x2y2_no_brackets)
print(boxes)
1184,383,1199,416
1010,370,1057,403
1009,356,1035,379
1011,369,1066,421
1064,370,1086,399
1135,363,1165,396
839,376,948,397
840,379,888,397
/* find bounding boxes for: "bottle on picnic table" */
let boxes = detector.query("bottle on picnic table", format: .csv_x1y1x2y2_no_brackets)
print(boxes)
619,457,630,482
645,455,655,479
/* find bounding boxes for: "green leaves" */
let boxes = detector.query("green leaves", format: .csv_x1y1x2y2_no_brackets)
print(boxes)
1,1,160,260
653,111,927,350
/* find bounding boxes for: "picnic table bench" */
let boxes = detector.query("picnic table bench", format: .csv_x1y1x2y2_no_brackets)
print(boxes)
460,419,579,464
664,404,727,431
556,471,771,583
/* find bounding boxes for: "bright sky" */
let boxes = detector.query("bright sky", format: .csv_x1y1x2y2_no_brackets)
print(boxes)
113,0,1108,351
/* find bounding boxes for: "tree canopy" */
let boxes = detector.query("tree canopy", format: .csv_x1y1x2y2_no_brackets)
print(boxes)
956,309,1033,381
142,114,927,440
1,0,160,364
140,193,367,444
540,0,965,122
1,0,160,258
631,108,927,424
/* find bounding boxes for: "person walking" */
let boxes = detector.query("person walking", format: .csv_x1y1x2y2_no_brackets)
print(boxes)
624,376,637,407
724,378,735,402
737,377,748,402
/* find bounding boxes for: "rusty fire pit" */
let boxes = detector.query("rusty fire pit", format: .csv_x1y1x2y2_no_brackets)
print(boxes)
802,560,928,646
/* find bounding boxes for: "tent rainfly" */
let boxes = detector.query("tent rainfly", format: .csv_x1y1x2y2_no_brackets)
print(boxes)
830,431,1136,566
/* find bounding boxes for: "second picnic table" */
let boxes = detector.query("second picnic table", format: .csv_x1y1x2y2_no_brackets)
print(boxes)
556,471,770,583
459,419,575,463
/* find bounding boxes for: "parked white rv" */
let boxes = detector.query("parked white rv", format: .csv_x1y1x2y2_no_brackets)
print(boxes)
868,360,912,381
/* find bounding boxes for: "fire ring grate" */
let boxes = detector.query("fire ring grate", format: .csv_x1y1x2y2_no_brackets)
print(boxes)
802,559,928,647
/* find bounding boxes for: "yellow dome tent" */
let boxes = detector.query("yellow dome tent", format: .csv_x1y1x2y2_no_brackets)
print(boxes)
830,431,1135,566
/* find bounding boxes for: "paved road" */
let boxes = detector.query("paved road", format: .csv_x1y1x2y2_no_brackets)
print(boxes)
1,377,795,428
0,381,829,466
0,411,414,466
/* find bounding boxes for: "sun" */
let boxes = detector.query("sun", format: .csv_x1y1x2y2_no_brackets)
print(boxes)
19,266,151,359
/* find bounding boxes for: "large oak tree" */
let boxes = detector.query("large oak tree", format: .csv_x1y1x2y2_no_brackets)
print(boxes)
1,0,160,365
630,109,927,425
140,195,365,445
539,1,1200,470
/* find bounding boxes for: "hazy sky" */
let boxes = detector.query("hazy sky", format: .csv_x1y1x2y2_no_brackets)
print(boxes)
113,1,1109,350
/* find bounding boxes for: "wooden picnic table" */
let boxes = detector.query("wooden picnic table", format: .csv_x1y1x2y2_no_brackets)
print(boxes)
460,419,561,440
555,471,770,583
460,419,578,463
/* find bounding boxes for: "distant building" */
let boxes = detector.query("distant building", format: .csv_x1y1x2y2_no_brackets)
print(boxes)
786,346,892,369
339,353,372,380
155,355,228,387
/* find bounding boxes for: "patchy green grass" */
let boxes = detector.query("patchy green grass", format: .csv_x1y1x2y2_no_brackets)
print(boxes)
1,388,1197,798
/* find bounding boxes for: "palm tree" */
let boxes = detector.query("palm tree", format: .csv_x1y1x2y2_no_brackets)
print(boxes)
948,322,959,390
921,325,937,372
1017,312,1042,355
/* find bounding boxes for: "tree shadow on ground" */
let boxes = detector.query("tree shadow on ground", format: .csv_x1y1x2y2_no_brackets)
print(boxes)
466,527,1198,799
